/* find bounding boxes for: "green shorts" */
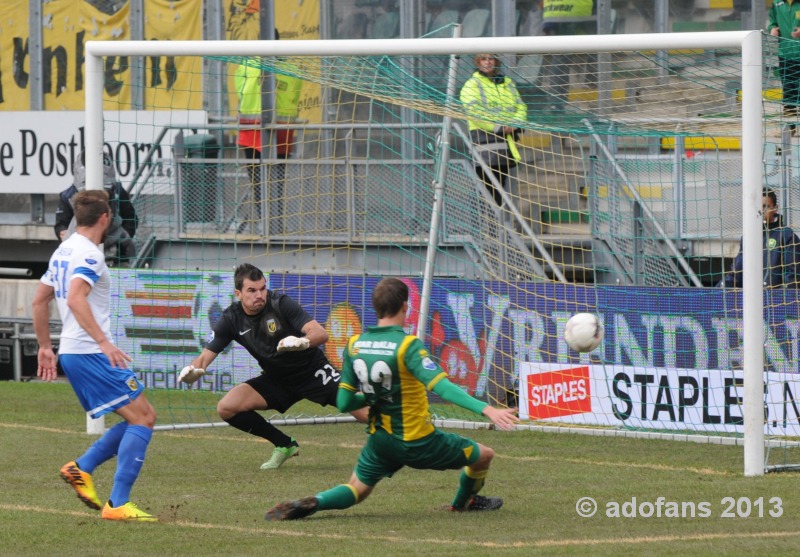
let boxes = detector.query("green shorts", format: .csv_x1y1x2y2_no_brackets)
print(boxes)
354,427,481,487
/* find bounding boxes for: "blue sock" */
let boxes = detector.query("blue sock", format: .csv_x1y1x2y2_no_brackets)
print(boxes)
109,425,153,507
76,422,128,474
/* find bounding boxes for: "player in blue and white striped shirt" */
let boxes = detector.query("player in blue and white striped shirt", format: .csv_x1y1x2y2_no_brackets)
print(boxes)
33,189,157,522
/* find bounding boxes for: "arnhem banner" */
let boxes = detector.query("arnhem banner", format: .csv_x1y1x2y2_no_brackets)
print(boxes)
107,270,800,435
0,0,203,111
0,0,322,122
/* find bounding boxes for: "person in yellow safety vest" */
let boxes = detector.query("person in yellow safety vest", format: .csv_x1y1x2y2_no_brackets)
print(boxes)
541,0,596,106
234,31,302,231
235,60,302,161
459,54,527,208
542,0,594,23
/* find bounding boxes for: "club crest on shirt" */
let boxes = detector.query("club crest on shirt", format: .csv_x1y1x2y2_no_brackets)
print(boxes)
126,377,139,391
85,258,97,265
768,238,777,250
267,318,277,333
422,357,437,371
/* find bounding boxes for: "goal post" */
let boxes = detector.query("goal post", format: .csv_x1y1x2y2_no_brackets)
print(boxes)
739,31,765,479
83,32,768,475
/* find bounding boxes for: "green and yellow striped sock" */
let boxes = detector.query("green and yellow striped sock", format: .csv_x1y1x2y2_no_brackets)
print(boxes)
451,466,488,509
315,484,359,511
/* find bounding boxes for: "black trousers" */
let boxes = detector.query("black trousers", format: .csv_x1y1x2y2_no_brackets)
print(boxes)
475,165,510,207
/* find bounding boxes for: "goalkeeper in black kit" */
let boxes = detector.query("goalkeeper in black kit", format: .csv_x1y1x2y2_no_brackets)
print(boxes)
179,263,368,469
265,277,519,520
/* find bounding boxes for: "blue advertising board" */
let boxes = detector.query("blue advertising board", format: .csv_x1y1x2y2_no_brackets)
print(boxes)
110,271,799,397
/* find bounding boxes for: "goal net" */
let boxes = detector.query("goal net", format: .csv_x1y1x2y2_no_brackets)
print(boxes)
84,32,785,475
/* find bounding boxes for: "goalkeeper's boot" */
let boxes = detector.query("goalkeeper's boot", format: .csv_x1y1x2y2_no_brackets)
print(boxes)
101,501,158,522
265,496,319,521
450,495,504,512
59,461,102,511
260,439,300,470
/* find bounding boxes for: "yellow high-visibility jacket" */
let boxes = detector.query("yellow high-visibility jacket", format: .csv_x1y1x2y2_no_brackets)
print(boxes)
543,0,594,21
460,71,526,165
234,61,302,121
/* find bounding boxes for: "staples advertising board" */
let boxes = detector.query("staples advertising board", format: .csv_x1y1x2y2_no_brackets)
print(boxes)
523,366,592,420
0,111,206,194
519,363,800,436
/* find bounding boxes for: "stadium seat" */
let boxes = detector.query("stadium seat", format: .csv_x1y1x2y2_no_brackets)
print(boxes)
371,11,400,39
338,12,369,39
516,54,543,86
426,9,459,38
517,7,543,37
461,8,490,37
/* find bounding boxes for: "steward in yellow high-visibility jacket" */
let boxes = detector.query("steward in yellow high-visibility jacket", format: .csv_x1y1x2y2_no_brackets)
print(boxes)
459,54,527,207
542,0,594,22
235,58,302,158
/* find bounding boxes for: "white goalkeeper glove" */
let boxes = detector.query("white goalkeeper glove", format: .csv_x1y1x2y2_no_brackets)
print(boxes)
178,364,205,384
277,336,311,352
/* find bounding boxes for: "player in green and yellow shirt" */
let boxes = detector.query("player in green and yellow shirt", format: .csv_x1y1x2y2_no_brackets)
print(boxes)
265,277,519,521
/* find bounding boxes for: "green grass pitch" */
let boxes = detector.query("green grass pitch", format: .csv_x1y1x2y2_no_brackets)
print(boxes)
2,381,800,556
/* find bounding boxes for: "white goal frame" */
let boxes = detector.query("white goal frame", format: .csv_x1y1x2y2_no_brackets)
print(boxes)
84,32,765,476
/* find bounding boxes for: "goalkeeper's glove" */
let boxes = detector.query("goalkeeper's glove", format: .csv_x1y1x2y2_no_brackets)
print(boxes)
178,365,205,384
276,336,311,352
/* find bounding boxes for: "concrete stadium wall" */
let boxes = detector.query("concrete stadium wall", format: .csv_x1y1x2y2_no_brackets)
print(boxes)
0,279,58,320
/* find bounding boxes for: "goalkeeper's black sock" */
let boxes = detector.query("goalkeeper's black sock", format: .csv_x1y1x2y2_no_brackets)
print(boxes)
451,466,487,509
225,411,293,447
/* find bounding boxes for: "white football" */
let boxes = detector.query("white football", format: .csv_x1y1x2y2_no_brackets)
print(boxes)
564,313,603,353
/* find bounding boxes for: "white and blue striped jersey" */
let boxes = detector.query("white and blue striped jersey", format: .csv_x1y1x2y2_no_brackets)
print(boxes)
41,233,111,354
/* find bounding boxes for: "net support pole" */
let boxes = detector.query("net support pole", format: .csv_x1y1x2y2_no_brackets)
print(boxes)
86,413,105,435
741,30,765,477
417,25,462,341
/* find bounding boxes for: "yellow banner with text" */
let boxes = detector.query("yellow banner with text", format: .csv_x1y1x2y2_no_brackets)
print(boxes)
0,0,321,122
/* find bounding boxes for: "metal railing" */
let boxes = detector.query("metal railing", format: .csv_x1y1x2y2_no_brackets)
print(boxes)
129,120,569,282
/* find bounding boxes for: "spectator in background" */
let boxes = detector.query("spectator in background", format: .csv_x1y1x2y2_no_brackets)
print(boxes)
459,54,526,208
540,0,596,107
722,189,800,288
54,151,138,268
769,0,800,134
234,29,302,234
